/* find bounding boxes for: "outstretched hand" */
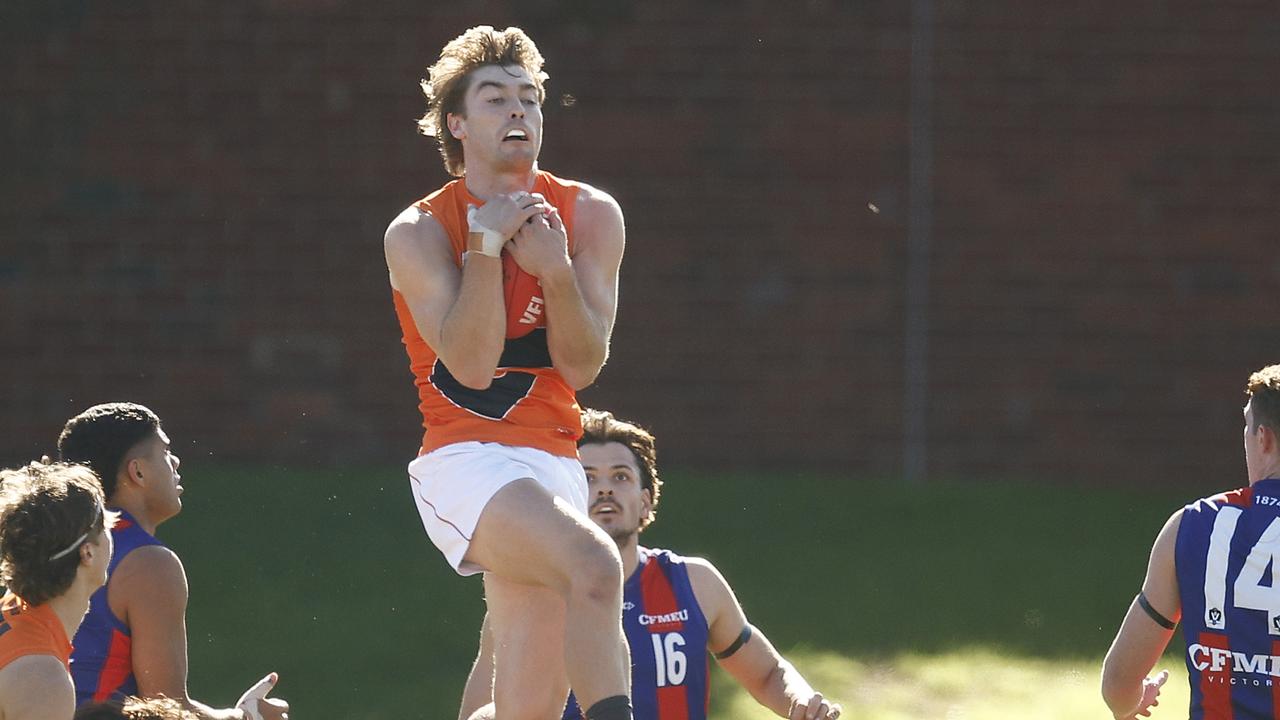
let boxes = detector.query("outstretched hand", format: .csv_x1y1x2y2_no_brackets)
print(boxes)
1119,670,1168,720
236,672,290,720
789,691,841,720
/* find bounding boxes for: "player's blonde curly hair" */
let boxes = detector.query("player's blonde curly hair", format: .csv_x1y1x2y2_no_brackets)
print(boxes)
1247,365,1280,433
580,408,663,530
417,25,548,177
74,695,199,719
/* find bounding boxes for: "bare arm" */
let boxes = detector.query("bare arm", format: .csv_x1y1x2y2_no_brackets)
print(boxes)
116,547,246,720
688,558,840,720
0,655,75,720
457,613,497,720
507,186,624,390
1101,509,1182,719
385,206,506,390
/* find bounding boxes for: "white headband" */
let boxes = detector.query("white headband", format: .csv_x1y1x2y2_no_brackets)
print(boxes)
47,532,89,561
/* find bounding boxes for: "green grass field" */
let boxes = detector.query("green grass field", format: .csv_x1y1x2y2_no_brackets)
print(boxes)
710,648,1191,720
154,465,1215,718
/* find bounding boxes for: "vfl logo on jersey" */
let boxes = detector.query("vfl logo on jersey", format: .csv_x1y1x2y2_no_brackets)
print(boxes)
1208,607,1224,627
520,296,544,325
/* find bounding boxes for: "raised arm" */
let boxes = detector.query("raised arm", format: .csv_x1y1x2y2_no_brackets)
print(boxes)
1101,509,1182,720
117,547,286,720
507,186,624,390
385,205,505,389
386,196,551,389
688,558,841,720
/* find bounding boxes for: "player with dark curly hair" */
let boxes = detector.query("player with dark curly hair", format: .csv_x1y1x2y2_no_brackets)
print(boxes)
460,410,842,720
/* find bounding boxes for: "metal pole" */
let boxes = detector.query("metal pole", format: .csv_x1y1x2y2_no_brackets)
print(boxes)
904,0,935,483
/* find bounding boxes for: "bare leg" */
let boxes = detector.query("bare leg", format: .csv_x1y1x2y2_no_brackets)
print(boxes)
485,576,569,719
464,478,630,717
458,614,496,720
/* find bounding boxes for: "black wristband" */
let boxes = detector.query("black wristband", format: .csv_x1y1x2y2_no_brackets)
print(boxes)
714,624,754,659
1137,593,1177,630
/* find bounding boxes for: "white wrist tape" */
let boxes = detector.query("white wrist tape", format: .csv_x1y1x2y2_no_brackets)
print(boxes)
466,206,506,257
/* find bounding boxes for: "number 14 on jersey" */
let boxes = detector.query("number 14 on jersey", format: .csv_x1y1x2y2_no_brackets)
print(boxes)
1205,508,1280,634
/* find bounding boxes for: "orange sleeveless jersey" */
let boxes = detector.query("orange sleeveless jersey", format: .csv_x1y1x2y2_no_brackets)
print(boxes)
0,593,72,672
392,170,585,458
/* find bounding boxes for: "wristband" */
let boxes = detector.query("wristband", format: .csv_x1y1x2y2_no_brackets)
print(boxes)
466,206,506,257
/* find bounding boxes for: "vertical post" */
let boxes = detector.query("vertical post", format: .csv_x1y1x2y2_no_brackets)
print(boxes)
904,0,935,483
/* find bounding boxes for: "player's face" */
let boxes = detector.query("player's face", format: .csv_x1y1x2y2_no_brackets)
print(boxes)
132,428,183,522
84,506,115,588
451,64,543,174
582,441,652,544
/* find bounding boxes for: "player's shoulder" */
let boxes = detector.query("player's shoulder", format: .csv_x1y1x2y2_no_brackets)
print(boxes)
642,546,698,565
111,543,187,594
646,550,729,594
664,553,739,624
567,182,624,258
384,199,454,287
540,171,621,217
680,555,728,585
384,201,447,246
1182,486,1255,518
0,653,74,717
572,181,623,220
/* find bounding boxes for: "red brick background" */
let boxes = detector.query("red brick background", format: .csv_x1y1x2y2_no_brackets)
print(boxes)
2,1,1276,482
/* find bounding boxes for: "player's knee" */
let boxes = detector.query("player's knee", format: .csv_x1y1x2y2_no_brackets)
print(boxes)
568,535,623,605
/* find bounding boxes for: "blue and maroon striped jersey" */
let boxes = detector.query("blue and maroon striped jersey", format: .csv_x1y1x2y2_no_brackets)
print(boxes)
1176,478,1280,719
70,509,166,705
565,547,712,720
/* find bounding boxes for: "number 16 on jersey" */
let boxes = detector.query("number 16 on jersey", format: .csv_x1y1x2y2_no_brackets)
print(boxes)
652,632,687,687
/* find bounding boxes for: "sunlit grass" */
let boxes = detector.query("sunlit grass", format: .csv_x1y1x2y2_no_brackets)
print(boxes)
165,466,1211,718
710,648,1191,720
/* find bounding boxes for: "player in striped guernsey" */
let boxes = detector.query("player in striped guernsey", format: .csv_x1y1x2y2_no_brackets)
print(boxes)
58,403,287,720
1103,364,1280,719
459,409,842,720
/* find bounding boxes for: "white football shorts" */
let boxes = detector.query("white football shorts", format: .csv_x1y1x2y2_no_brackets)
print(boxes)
408,441,588,576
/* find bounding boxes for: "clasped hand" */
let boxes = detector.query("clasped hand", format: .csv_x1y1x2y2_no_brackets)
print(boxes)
468,191,549,243
507,196,571,281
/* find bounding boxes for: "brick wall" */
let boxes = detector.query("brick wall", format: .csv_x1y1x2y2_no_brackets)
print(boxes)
2,0,1276,482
